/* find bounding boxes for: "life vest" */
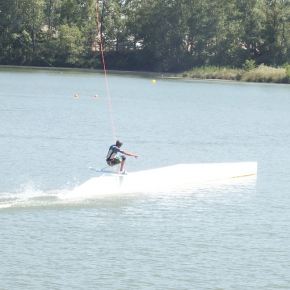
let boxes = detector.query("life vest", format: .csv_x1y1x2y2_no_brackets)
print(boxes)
106,145,119,161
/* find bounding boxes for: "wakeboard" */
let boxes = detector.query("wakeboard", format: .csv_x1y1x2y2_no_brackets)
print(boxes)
89,167,128,175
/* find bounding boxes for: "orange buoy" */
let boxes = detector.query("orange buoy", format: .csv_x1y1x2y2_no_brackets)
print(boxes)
94,95,98,98
74,94,78,98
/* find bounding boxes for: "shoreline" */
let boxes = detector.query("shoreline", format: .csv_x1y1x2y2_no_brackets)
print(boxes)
0,64,176,78
1,64,289,84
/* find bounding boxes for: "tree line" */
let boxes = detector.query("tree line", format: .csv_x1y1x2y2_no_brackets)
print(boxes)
1,0,290,72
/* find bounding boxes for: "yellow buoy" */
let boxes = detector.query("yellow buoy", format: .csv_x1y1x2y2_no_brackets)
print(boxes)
152,80,155,84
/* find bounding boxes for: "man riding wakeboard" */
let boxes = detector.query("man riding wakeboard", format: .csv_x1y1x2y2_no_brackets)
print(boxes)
106,140,138,174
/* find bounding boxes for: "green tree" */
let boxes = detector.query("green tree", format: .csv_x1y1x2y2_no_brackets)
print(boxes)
0,0,45,64
260,0,290,65
54,23,85,66
184,0,217,66
44,0,62,40
131,0,189,71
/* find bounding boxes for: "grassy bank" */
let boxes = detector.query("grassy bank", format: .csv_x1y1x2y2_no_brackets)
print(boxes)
183,64,290,84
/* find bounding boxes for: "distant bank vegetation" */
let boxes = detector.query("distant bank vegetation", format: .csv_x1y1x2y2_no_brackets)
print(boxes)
183,61,290,84
1,0,290,80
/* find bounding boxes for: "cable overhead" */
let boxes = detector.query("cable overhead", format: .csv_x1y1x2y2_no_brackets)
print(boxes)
95,0,116,143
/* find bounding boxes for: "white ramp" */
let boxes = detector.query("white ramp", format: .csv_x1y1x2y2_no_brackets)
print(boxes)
66,162,257,198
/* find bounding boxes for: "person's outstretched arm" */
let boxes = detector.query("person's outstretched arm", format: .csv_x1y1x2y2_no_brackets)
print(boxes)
122,151,139,158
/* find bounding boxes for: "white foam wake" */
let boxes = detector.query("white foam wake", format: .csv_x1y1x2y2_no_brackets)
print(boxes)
0,163,257,207
0,182,70,209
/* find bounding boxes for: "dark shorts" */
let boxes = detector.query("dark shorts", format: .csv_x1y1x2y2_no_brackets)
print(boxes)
107,155,126,166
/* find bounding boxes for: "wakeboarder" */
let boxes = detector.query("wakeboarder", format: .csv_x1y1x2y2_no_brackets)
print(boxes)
106,140,138,174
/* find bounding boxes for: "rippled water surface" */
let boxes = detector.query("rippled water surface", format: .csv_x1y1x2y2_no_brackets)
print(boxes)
0,67,290,289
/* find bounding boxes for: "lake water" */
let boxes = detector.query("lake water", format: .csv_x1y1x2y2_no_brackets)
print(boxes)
0,67,290,289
